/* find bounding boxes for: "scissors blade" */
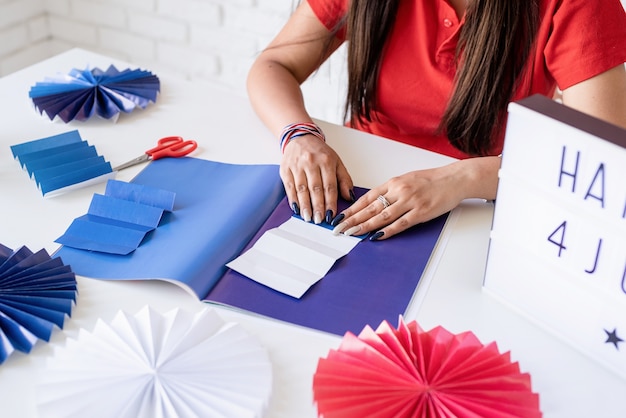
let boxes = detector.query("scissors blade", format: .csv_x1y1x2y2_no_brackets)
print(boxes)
113,154,151,171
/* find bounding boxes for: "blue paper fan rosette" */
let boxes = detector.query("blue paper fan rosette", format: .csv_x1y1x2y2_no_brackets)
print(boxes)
29,65,160,123
0,243,77,364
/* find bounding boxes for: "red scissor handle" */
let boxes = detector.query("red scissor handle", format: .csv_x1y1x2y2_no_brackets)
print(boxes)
146,136,198,160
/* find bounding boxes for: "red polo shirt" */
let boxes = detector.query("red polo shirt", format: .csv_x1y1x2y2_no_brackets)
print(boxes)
308,0,626,159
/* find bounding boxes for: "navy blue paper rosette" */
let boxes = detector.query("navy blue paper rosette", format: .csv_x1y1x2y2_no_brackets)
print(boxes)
0,243,77,364
29,65,160,123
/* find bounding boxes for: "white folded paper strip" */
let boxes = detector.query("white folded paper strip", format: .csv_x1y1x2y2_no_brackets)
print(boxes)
37,306,272,418
227,217,362,298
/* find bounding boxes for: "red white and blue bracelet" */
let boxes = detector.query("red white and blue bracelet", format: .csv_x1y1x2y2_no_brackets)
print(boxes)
279,122,326,153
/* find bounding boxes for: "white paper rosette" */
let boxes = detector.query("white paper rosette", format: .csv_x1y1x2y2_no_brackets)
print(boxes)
37,306,272,418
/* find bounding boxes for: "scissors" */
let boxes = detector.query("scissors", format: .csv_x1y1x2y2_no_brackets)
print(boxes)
113,136,198,171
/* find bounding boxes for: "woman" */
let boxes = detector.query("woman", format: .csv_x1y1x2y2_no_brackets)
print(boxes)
247,0,626,240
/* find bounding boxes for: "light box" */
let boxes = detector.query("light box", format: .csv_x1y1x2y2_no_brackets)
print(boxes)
483,95,626,379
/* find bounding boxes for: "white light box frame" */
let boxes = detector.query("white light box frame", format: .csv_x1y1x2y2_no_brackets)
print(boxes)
483,94,626,379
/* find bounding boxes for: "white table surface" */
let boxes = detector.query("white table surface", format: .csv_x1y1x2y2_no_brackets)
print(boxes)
0,48,624,417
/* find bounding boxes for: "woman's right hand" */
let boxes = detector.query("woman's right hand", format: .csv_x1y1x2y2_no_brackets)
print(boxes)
280,134,354,225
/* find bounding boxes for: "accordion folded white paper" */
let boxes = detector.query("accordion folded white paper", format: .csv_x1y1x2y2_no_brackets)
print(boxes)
227,216,362,298
37,306,272,418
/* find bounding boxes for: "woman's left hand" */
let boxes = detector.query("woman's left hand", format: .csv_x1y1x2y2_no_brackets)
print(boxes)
331,157,501,240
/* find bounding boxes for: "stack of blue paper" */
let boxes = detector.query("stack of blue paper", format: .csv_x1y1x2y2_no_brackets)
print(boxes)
10,130,113,196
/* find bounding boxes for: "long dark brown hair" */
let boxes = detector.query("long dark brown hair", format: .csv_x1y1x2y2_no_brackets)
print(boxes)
343,0,539,156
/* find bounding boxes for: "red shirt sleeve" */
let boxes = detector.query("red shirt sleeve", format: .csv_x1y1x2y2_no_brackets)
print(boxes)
307,0,349,39
543,0,626,89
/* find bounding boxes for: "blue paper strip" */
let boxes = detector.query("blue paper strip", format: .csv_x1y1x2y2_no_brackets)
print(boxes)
26,146,100,177
88,194,165,230
40,164,113,195
15,141,89,168
33,90,95,122
32,155,107,183
0,297,69,328
0,303,54,342
105,180,175,211
0,258,64,284
0,249,51,280
0,311,37,352
28,79,92,97
3,273,76,292
0,246,33,277
10,130,82,158
56,215,150,255
0,244,12,263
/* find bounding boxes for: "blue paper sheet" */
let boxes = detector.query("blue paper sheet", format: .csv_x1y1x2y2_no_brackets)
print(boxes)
55,157,448,336
55,158,286,298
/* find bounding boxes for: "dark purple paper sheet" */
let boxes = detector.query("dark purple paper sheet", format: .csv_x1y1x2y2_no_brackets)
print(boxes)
208,189,449,336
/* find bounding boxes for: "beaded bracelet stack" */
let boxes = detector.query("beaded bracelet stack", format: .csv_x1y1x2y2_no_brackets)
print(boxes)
279,122,326,153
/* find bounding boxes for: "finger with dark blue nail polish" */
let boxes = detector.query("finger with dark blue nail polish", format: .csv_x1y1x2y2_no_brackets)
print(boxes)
369,231,384,241
291,202,300,215
330,213,345,227
325,209,333,224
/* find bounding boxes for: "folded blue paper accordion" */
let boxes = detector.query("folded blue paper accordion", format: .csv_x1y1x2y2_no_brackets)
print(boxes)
10,130,113,196
56,179,176,255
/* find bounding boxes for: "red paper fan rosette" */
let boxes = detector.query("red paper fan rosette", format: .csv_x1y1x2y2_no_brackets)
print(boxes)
313,317,541,418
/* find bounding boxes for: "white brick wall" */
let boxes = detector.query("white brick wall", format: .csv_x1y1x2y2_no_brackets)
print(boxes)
0,0,48,73
1,0,624,125
0,0,347,124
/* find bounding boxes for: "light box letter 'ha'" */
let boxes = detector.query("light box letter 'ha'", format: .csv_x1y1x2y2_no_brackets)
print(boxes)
483,95,626,379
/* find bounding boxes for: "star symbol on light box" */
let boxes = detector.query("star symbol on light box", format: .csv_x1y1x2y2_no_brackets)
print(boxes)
604,328,624,350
